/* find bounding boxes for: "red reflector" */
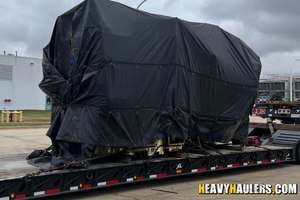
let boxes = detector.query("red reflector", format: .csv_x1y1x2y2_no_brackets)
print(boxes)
137,177,144,180
157,173,167,177
279,110,281,112
255,114,259,116
106,180,119,185
197,168,206,172
277,159,280,162
249,162,254,165
262,160,268,163
83,184,91,188
218,166,223,169
232,164,240,167
16,194,26,199
253,109,256,113
283,110,285,113
257,110,260,113
45,189,60,194
255,101,258,103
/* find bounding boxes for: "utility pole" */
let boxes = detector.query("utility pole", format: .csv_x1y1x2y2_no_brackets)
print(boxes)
289,59,300,101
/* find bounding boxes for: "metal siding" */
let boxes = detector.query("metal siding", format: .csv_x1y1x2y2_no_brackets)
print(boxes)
0,55,45,110
0,65,13,80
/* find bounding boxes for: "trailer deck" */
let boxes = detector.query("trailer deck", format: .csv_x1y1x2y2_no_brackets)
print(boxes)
0,143,296,200
0,145,292,180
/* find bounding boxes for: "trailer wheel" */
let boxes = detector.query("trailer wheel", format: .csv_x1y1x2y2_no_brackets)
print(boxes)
295,143,300,164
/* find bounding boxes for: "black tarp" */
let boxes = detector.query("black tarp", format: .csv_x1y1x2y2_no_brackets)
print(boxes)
38,0,261,164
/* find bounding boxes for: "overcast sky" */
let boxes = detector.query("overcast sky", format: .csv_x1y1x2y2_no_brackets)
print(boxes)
1,0,300,75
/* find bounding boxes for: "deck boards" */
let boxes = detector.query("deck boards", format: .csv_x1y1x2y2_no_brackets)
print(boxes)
249,122,300,131
0,145,292,180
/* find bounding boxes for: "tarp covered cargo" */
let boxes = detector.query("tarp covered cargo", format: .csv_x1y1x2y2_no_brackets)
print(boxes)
39,0,261,162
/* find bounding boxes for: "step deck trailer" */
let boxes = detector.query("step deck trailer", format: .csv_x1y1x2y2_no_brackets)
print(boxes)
1,127,300,199
253,101,300,124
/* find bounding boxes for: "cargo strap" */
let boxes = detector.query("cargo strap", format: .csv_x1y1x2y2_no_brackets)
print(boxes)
266,117,275,135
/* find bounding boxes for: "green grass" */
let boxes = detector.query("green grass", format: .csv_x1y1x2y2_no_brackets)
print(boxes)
0,110,51,126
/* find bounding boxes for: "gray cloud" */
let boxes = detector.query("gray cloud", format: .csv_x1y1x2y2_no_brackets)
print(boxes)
161,0,300,74
0,0,82,57
194,0,300,56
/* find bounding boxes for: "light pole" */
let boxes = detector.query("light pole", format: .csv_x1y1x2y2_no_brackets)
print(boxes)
137,0,148,10
289,59,300,101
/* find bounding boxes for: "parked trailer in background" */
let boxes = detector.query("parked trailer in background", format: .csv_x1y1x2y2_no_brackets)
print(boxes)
253,101,300,124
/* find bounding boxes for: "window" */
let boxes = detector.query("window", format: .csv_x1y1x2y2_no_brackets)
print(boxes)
0,65,13,80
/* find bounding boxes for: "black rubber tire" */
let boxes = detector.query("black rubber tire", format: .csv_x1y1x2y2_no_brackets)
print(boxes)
295,142,300,164
271,96,282,101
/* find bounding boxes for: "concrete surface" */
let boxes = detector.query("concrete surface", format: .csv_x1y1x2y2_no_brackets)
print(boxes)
249,116,281,124
250,116,267,123
0,117,299,199
0,128,51,155
0,125,50,130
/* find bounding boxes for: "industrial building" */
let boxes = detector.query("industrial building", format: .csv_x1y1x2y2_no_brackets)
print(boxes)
259,74,300,100
0,53,50,110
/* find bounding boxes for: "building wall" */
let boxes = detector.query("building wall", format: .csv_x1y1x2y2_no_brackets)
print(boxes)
259,74,300,100
0,54,45,110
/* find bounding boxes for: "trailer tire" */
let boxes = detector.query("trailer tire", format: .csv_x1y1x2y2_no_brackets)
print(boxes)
295,143,300,164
